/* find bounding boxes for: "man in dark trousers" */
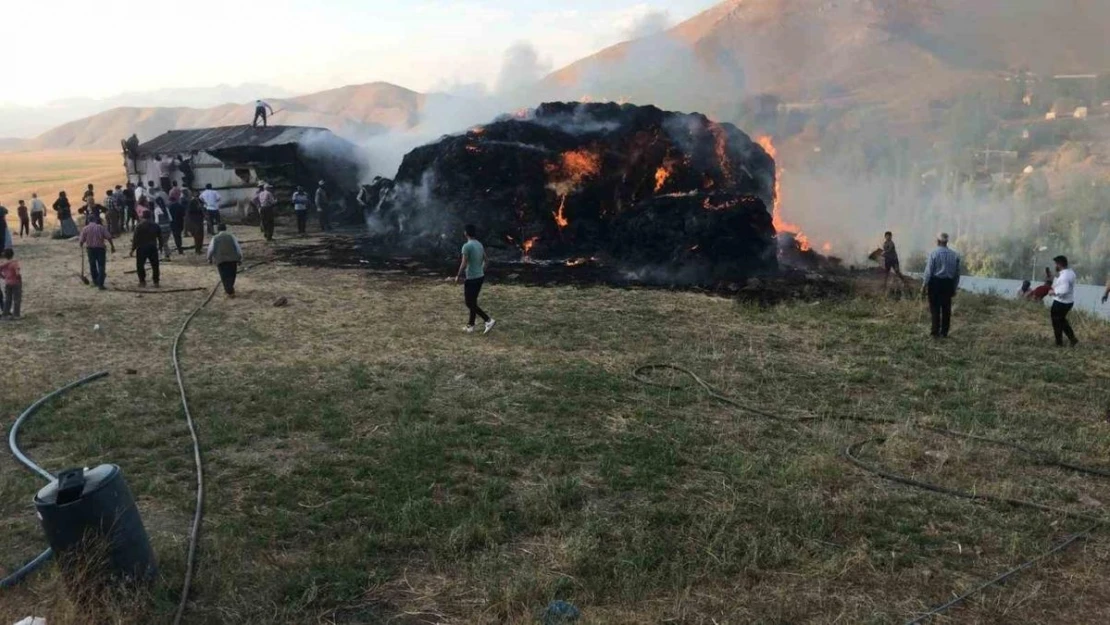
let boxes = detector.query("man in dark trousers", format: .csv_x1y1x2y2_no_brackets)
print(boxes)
29,193,46,232
258,184,277,241
16,200,30,237
881,231,910,290
122,183,137,232
130,213,162,287
455,224,496,334
185,196,207,254
253,100,275,127
1048,255,1079,347
78,215,115,290
921,232,961,339
292,186,310,234
314,180,331,232
207,224,243,297
168,190,186,254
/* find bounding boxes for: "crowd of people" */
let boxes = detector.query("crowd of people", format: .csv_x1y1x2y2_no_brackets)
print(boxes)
0,174,261,316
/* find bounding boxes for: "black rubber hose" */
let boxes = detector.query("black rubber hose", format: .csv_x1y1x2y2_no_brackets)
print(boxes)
0,549,54,589
170,282,218,625
171,258,274,625
902,525,1096,625
843,438,1107,524
2,371,111,589
633,363,1108,622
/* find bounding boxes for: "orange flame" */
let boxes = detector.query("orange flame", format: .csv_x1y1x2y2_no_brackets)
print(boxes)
708,123,733,184
522,236,539,254
654,166,670,192
553,195,569,229
560,150,601,182
547,149,601,230
755,135,812,252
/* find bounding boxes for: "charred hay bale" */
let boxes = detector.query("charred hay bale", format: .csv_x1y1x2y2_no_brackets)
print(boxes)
373,102,778,282
611,194,776,282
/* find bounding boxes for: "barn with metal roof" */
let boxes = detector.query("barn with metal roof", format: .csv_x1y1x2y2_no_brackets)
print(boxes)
122,125,364,219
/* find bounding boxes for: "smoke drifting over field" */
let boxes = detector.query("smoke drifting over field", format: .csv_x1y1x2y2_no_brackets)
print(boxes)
351,0,1110,275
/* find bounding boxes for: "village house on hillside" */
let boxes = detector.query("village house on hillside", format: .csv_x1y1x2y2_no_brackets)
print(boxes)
122,125,364,218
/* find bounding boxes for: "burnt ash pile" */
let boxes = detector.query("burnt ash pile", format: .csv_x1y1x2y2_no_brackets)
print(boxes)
364,102,778,284
274,236,852,304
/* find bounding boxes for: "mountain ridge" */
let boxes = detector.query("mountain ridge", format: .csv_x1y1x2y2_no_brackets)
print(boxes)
4,82,443,151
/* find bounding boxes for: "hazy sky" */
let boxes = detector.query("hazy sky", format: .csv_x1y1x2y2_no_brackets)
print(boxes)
3,0,715,105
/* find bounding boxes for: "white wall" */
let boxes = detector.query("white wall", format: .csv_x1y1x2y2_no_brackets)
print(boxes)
126,152,261,218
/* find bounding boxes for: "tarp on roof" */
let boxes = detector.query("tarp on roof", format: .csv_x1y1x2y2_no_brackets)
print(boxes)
136,125,330,156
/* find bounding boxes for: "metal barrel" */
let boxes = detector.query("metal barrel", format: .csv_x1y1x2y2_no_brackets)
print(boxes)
34,464,157,583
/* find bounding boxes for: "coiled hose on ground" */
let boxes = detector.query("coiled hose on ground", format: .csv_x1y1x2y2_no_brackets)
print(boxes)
633,364,1108,624
1,371,111,589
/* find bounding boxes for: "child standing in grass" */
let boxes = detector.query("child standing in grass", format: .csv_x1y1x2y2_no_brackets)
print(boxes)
0,248,22,320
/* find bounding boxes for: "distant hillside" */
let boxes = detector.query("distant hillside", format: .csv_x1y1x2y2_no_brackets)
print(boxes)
0,83,291,139
541,0,1110,117
16,83,444,151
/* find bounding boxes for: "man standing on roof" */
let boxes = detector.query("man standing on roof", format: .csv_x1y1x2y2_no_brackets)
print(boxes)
315,180,331,232
200,183,222,235
253,100,275,127
258,184,277,241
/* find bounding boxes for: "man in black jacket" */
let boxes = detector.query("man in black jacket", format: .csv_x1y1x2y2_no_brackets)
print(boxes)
130,213,162,287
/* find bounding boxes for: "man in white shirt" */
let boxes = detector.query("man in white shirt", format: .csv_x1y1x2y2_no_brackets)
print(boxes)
1048,255,1079,347
29,193,46,232
291,186,309,235
199,183,222,235
258,184,277,241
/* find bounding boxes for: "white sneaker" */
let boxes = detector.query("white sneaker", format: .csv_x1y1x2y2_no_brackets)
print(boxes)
463,325,475,333
483,319,496,334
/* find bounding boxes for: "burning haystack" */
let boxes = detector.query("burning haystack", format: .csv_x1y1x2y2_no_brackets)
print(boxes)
365,102,779,283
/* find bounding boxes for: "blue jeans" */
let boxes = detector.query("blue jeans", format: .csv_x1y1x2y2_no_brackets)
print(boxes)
87,247,107,287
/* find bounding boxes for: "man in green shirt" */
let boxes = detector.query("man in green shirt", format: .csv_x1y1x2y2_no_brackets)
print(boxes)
455,224,496,334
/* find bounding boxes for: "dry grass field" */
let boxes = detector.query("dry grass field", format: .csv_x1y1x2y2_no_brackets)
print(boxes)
2,220,1110,624
0,151,123,229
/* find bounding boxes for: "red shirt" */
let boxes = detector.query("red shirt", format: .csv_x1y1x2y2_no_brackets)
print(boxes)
1029,284,1052,301
0,260,21,286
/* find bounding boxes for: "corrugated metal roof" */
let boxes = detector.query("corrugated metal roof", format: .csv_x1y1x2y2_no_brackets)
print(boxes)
137,125,330,156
